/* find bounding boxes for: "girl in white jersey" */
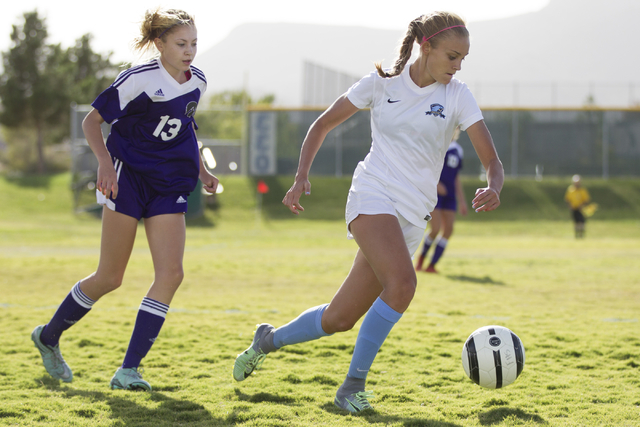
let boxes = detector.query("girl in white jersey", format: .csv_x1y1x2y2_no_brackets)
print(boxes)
234,11,503,412
31,8,218,391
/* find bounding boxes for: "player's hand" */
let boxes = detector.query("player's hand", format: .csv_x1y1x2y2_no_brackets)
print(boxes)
282,179,310,215
200,171,219,195
459,201,469,216
472,187,500,212
96,162,118,200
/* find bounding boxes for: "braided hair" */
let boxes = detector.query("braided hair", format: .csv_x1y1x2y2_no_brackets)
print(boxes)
375,12,468,78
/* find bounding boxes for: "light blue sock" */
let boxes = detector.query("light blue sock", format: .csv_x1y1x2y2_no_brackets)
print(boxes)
273,304,331,349
347,297,402,380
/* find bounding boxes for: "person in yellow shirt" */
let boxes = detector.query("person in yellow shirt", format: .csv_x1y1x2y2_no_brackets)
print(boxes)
565,174,590,238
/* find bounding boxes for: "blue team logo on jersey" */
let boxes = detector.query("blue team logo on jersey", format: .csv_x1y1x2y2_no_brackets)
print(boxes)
185,101,198,118
425,103,446,119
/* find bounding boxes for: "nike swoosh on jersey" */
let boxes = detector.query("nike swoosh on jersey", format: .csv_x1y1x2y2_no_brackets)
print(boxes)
387,98,401,103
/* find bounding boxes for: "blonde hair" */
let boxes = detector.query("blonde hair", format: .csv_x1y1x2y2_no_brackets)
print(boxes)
133,8,195,53
375,12,468,78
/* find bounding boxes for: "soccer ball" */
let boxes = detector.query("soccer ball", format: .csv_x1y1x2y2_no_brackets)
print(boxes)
461,325,525,389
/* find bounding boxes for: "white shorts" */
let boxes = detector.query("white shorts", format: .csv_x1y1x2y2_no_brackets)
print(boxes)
345,187,426,257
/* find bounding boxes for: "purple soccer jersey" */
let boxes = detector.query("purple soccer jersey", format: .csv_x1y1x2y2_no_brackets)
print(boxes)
91,59,207,194
435,141,463,211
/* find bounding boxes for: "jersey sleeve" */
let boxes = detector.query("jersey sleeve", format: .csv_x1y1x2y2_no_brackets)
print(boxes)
454,82,484,131
91,69,140,124
346,72,376,109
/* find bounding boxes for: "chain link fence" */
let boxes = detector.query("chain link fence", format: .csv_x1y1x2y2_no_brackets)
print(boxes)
247,107,640,180
70,104,640,213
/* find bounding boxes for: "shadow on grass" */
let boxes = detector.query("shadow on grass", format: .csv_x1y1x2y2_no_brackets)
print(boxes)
320,402,463,426
478,407,547,425
35,377,223,426
234,388,298,404
446,275,506,286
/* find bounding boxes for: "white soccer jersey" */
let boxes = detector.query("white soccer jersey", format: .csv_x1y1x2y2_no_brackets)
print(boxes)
346,64,483,228
92,58,207,194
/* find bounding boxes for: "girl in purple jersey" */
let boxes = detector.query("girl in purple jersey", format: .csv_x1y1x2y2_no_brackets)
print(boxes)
31,8,218,391
233,12,503,412
416,127,468,273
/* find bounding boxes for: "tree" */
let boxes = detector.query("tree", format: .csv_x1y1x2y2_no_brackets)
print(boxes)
66,34,117,105
0,11,51,172
0,11,117,173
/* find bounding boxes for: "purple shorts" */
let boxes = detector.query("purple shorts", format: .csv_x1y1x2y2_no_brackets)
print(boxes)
96,157,190,220
435,194,457,211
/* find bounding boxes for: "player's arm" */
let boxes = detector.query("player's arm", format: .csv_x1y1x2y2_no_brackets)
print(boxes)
82,108,119,199
198,151,219,195
582,189,591,207
455,175,468,215
194,124,219,194
466,120,504,212
283,94,359,214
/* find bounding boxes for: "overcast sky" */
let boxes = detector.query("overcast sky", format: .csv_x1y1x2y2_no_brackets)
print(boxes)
2,0,550,63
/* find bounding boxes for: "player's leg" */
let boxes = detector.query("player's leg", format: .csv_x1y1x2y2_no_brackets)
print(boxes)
416,209,441,270
233,249,381,382
112,212,185,391
233,214,412,385
32,207,138,382
571,210,586,238
429,209,456,271
333,213,417,411
576,210,586,238
81,208,139,300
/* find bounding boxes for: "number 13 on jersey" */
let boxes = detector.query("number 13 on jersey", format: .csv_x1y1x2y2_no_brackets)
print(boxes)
153,115,182,141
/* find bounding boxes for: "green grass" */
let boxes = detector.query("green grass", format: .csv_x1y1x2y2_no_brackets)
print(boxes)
0,173,639,426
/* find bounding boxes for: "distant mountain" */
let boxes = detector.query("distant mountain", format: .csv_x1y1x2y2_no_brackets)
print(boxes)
195,0,639,107
196,23,403,106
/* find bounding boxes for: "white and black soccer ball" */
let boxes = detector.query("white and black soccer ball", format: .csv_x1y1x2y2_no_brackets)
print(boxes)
461,325,525,389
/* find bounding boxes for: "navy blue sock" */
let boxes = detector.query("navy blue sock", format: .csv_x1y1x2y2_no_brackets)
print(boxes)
273,304,332,349
420,236,434,257
430,237,448,266
40,282,95,347
122,297,168,369
347,297,402,380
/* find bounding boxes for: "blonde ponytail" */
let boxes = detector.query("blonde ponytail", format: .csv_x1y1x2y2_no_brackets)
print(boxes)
133,8,195,54
375,12,467,78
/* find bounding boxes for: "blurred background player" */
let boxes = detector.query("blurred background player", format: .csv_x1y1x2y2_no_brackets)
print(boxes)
31,8,217,391
233,12,503,412
565,174,590,238
415,127,468,273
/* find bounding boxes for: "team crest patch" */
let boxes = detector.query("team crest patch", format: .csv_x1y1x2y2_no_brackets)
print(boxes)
425,103,446,119
185,101,198,118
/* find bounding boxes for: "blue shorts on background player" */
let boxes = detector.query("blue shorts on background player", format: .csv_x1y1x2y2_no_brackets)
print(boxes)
416,127,468,273
31,8,218,391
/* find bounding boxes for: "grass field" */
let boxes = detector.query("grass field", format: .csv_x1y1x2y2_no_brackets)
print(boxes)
1,173,639,426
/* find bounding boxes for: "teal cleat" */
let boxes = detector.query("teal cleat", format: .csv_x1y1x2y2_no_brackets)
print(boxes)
334,391,375,412
233,323,274,381
110,367,152,391
31,325,73,383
